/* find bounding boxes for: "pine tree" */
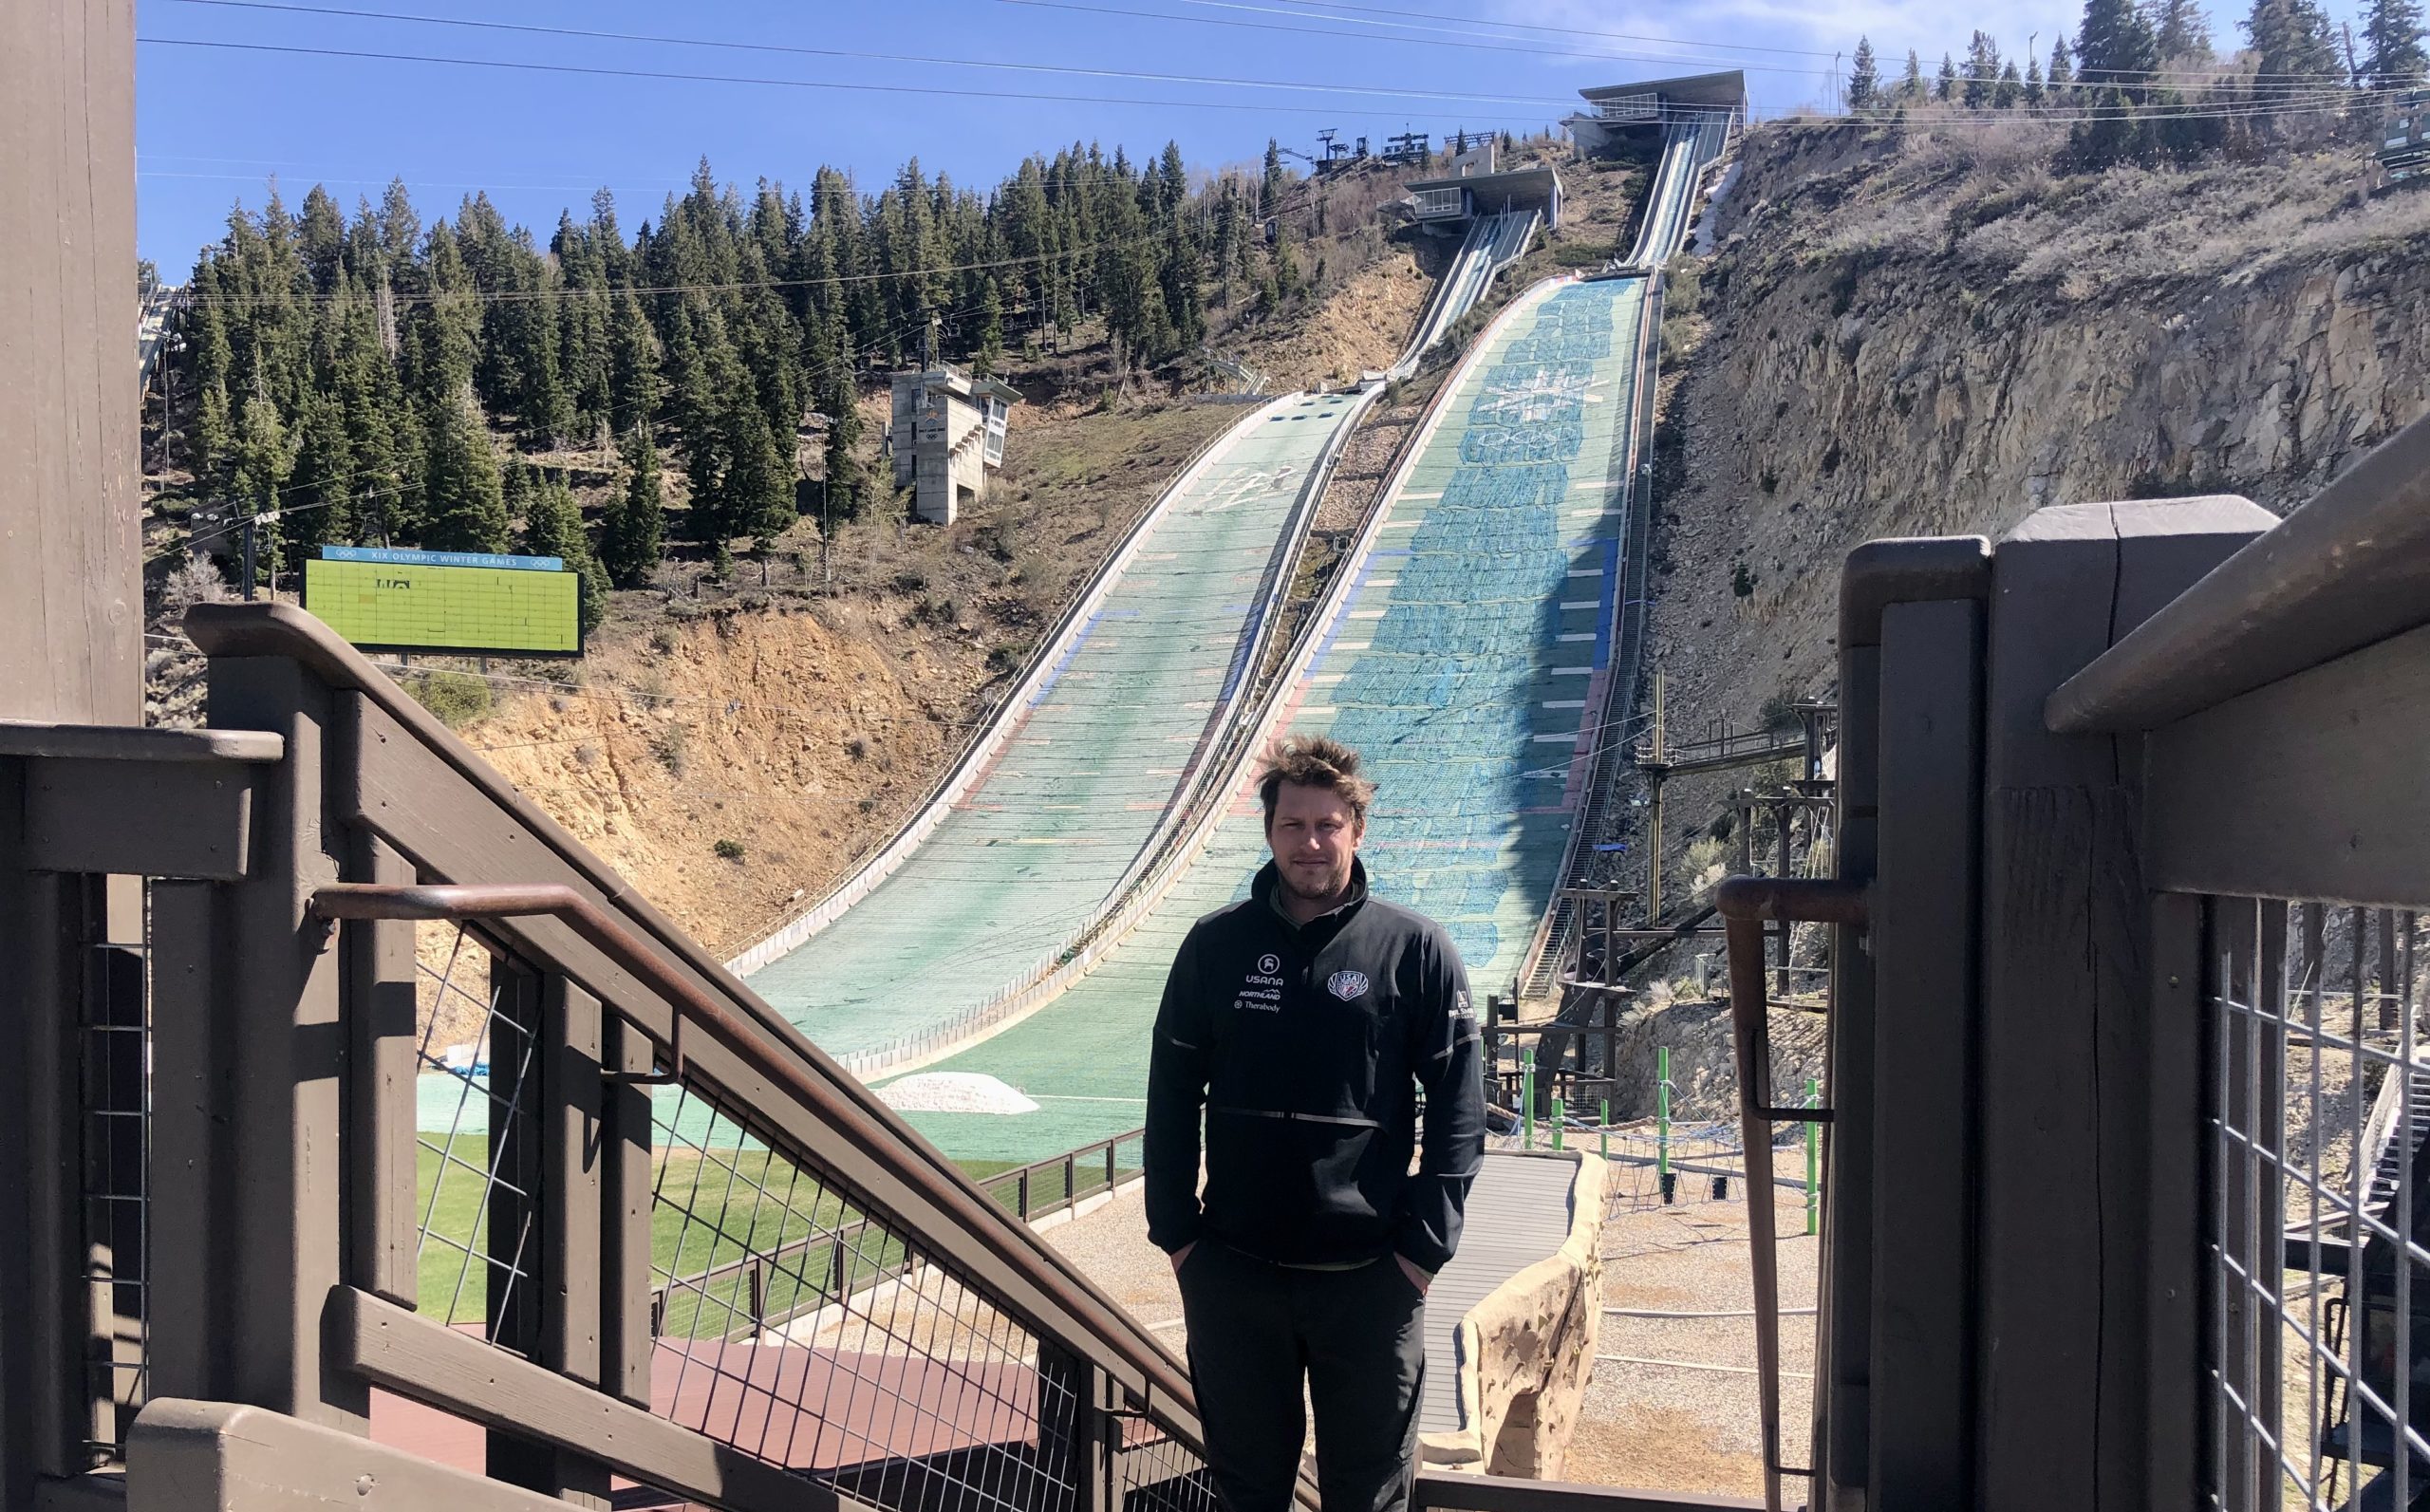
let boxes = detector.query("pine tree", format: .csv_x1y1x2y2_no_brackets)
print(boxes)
1965,31,2002,106
2027,52,2048,105
817,306,865,521
974,276,1005,376
2079,0,2160,97
2050,34,2079,96
518,472,607,635
2152,0,2215,60
233,393,294,562
1271,221,1302,301
1996,59,2025,106
1903,48,1927,99
729,406,795,551
1848,36,1880,109
2246,0,2346,98
285,387,355,563
421,390,508,553
2364,0,2430,85
1261,139,1285,217
601,428,664,588
1935,52,1960,101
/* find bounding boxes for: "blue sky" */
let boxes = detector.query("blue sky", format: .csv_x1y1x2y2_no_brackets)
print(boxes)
136,0,2079,270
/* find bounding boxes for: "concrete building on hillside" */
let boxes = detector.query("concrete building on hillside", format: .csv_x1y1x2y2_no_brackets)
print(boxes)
888,364,1019,525
1564,69,1748,156
1406,139,1564,232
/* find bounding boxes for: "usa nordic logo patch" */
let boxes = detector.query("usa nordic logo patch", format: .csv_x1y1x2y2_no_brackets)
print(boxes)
1326,970,1371,1001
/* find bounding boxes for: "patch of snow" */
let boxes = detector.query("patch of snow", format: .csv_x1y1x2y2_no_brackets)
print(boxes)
1691,162,1743,256
876,1072,1040,1115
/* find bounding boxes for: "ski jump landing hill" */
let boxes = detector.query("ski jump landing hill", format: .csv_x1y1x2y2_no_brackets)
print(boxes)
714,201,1542,1091
871,121,1733,1165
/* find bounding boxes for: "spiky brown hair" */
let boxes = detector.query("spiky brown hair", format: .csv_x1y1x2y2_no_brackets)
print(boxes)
1257,734,1375,831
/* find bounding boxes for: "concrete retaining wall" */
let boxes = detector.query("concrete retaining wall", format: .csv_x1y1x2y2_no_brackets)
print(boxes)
1421,1153,1608,1479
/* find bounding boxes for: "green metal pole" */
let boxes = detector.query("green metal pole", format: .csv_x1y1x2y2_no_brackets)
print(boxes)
1552,1096,1564,1151
1599,1097,1610,1163
1523,1056,1535,1150
1655,1046,1672,1180
1805,1077,1821,1237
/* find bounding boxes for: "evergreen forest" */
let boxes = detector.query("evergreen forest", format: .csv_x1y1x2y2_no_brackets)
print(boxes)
169,140,1312,612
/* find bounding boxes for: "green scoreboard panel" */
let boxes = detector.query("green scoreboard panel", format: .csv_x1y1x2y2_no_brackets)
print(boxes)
304,548,582,657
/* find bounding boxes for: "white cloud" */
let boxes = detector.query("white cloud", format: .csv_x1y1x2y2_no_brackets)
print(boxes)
1477,0,2085,111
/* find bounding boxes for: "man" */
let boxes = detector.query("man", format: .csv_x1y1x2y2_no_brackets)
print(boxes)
1146,734,1485,1512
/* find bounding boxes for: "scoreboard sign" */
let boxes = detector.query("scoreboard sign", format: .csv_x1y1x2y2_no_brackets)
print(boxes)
303,546,582,657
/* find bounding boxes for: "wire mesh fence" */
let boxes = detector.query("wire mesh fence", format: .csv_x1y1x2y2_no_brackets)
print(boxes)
646,1073,1105,1509
82,899,150,1462
410,922,542,1346
403,917,1214,1510
2207,899,2427,1512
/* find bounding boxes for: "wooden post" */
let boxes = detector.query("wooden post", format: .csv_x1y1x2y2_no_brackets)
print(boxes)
0,6,139,1497
0,0,140,729
157,659,368,1432
600,1015,656,1408
484,958,546,1489
540,977,610,1504
1865,591,1986,1508
0,775,95,1492
1971,498,2272,1511
345,834,421,1308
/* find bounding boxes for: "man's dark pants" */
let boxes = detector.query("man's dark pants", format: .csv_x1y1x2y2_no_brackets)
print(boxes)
1175,1239,1428,1512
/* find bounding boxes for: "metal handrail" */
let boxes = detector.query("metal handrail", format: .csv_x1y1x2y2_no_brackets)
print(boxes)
307,881,1215,1438
1716,874,1867,1512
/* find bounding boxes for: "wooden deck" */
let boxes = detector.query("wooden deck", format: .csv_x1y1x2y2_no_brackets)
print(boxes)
1421,1148,1581,1437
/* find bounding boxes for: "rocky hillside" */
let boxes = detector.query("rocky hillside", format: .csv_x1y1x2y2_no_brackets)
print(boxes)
1635,116,2430,882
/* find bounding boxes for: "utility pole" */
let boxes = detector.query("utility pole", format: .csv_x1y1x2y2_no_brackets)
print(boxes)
1644,671,1668,922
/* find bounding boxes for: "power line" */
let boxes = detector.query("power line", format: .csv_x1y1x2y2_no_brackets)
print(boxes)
160,0,1585,111
1242,0,1839,60
1165,0,1814,67
135,35,1562,124
987,0,1834,79
994,0,2420,91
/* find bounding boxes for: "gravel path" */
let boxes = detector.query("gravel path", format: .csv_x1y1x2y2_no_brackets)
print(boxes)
1041,1185,1188,1353
1566,1189,1819,1503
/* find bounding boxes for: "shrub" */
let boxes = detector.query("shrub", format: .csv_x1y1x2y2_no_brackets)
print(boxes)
713,838,745,862
1732,562,1760,598
650,724,688,775
408,670,492,730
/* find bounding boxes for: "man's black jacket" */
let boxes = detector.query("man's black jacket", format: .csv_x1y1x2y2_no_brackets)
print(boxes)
1144,858,1486,1273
